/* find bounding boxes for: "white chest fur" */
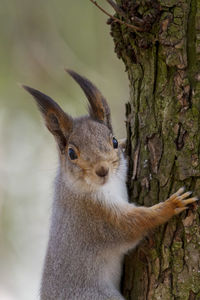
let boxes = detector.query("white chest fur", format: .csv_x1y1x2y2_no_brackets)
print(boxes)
96,155,129,208
96,157,131,289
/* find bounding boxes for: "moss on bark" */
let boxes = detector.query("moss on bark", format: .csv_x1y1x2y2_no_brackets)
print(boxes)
110,0,200,299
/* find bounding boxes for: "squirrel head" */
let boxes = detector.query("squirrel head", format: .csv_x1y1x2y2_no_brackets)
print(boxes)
23,70,125,191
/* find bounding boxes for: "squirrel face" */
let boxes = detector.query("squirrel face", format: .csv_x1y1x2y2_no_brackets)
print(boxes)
64,117,121,189
23,70,124,192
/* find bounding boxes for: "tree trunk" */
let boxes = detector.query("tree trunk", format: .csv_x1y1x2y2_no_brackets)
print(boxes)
110,0,200,299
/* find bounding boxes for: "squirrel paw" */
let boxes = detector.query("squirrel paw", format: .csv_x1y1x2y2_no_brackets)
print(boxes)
166,187,198,215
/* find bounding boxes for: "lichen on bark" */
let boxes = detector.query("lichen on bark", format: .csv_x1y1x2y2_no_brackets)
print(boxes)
110,0,200,299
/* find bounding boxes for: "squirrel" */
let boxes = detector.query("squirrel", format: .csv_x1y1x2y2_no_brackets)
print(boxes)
23,70,198,300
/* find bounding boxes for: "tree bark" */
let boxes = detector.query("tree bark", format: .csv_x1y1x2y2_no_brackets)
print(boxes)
110,0,200,299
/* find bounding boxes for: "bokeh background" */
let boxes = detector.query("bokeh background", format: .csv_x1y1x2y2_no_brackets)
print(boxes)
0,1,129,299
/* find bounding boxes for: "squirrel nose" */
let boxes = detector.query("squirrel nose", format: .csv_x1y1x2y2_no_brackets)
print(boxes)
95,166,109,177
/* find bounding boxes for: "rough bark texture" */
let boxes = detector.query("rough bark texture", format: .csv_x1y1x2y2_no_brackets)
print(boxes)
110,0,200,299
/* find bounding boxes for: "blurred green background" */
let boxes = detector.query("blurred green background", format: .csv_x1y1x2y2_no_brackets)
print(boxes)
0,1,129,299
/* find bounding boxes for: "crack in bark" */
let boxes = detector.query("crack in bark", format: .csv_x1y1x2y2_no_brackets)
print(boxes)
132,142,140,180
189,290,197,300
147,133,163,174
187,0,198,90
153,40,159,95
174,122,187,151
152,41,159,129
143,251,150,300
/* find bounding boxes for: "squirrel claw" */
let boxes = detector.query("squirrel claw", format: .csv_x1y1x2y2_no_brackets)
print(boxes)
166,188,198,215
174,207,188,214
182,197,198,205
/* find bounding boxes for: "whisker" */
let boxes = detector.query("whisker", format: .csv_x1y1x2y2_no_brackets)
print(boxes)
112,160,119,164
83,168,92,172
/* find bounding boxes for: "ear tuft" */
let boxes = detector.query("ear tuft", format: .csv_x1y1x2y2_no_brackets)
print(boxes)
22,85,62,115
65,69,112,132
23,85,73,153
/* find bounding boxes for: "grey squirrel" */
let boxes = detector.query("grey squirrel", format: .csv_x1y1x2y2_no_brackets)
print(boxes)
23,70,197,300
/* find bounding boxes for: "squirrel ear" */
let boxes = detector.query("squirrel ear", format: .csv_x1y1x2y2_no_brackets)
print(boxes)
23,85,73,154
66,69,112,132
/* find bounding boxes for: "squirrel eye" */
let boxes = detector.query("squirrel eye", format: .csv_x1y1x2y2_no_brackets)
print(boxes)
112,137,118,149
68,148,78,160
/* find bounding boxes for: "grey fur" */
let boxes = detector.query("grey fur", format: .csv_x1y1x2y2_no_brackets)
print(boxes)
24,73,130,299
40,116,129,300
